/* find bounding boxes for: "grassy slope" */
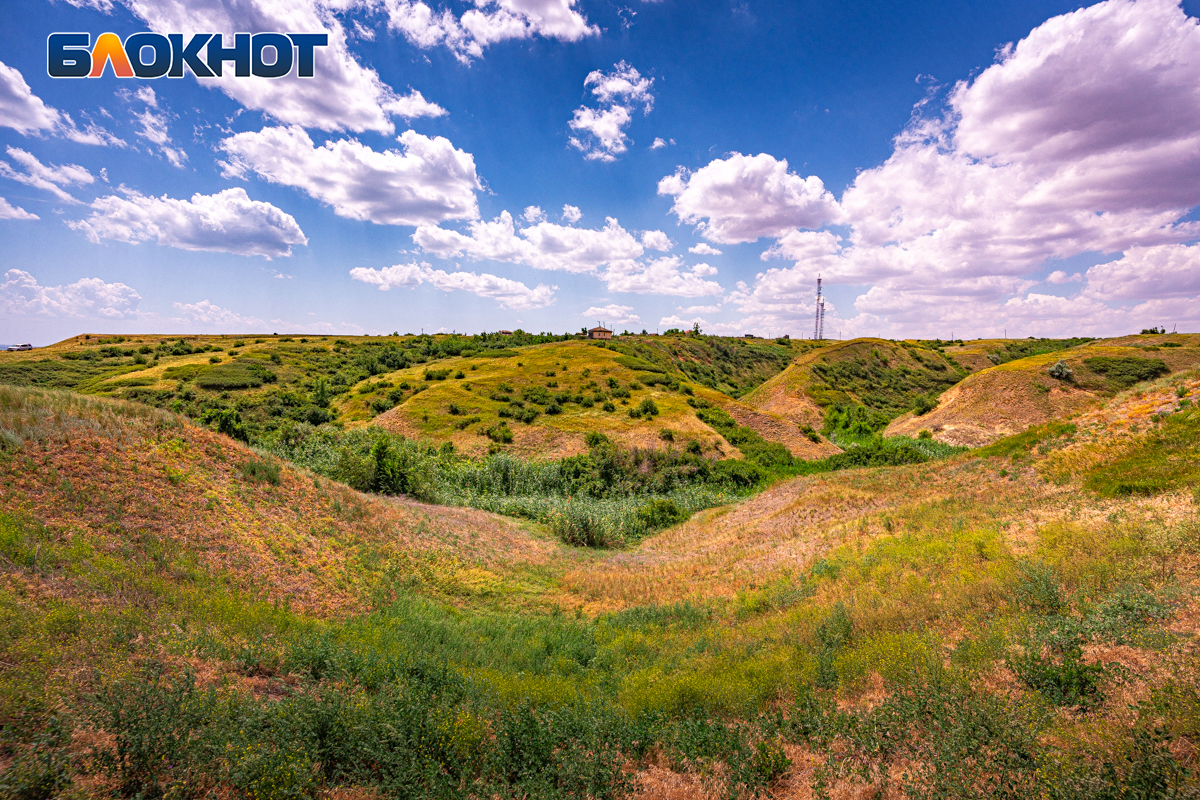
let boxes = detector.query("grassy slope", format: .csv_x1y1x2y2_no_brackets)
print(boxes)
886,334,1200,445
351,340,829,459
741,338,968,431
3,376,1200,797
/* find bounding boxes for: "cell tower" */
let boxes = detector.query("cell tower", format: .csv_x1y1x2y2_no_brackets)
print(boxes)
813,276,825,340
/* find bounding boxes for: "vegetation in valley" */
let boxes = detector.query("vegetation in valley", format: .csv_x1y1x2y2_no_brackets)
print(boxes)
0,360,1198,798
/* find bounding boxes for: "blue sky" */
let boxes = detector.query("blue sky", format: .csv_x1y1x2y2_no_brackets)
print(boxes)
2,0,1200,344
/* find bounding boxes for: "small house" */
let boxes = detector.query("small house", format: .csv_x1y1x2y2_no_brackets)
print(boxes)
587,326,613,340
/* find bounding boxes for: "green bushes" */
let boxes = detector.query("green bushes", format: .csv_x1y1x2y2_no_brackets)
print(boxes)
695,406,793,469
1083,356,1169,389
240,457,282,486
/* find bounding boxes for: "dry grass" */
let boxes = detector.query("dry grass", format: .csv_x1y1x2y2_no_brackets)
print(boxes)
0,386,564,617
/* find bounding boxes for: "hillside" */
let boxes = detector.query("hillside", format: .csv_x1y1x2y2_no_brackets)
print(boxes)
886,334,1200,445
2,375,1198,798
355,339,831,460
0,331,816,461
742,338,968,438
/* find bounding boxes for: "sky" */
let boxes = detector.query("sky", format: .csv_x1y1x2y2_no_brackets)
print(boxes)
2,0,1200,344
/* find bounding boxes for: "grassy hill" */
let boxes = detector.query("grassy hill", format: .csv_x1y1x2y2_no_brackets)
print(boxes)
886,334,1200,445
2,370,1199,798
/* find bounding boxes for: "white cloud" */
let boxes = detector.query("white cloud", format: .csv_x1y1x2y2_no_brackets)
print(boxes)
0,196,37,220
522,205,546,223
1083,244,1200,300
413,211,643,273
585,60,654,110
602,255,723,297
569,62,654,161
569,105,632,162
126,87,187,168
658,153,842,243
650,137,668,150
0,269,140,319
381,0,598,63
677,303,721,314
723,0,1200,338
562,204,582,223
0,147,93,203
221,125,480,227
349,261,555,309
0,60,122,146
172,300,266,329
640,229,674,251
121,0,444,133
69,187,308,259
583,303,640,325
0,61,60,135
688,242,722,256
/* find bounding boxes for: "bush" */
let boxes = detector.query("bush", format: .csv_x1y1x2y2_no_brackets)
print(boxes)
1048,360,1074,381
240,458,282,486
636,498,685,528
485,423,514,444
1083,356,1169,389
1009,647,1106,708
912,395,936,415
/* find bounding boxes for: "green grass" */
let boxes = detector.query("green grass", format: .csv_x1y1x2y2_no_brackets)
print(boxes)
1083,356,1171,390
974,422,1078,459
1084,408,1200,496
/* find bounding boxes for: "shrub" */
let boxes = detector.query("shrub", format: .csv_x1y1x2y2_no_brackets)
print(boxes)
485,423,514,444
800,424,821,443
585,431,610,448
602,402,616,412
544,403,562,415
1009,647,1106,708
1083,356,1169,389
448,403,463,416
424,368,451,381
637,398,659,417
912,395,936,415
1048,360,1074,381
454,371,465,379
241,458,282,486
636,498,685,528
659,428,675,442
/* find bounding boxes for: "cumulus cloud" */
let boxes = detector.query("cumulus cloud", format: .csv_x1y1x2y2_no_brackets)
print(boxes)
522,205,546,223
640,229,673,251
349,261,555,309
1083,244,1200,300
120,0,444,133
413,211,643,273
562,204,582,223
658,153,842,243
718,0,1200,338
583,304,640,325
0,196,37,220
69,187,308,259
688,242,722,256
0,269,140,318
569,62,654,161
0,147,93,203
221,125,480,226
602,256,723,297
650,137,670,149
0,61,122,146
172,300,267,329
381,0,598,63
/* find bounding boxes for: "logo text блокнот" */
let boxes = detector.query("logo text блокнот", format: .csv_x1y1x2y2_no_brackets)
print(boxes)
48,33,329,79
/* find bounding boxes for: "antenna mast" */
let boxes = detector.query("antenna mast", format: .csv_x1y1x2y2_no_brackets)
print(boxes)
813,276,825,340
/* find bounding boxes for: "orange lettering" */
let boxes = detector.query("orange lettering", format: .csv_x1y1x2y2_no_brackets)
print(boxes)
88,33,133,78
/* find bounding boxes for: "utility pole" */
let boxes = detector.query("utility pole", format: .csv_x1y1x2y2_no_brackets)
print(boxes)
813,276,825,341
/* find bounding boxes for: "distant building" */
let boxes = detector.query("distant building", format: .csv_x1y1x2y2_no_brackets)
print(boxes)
497,329,513,335
587,326,613,340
